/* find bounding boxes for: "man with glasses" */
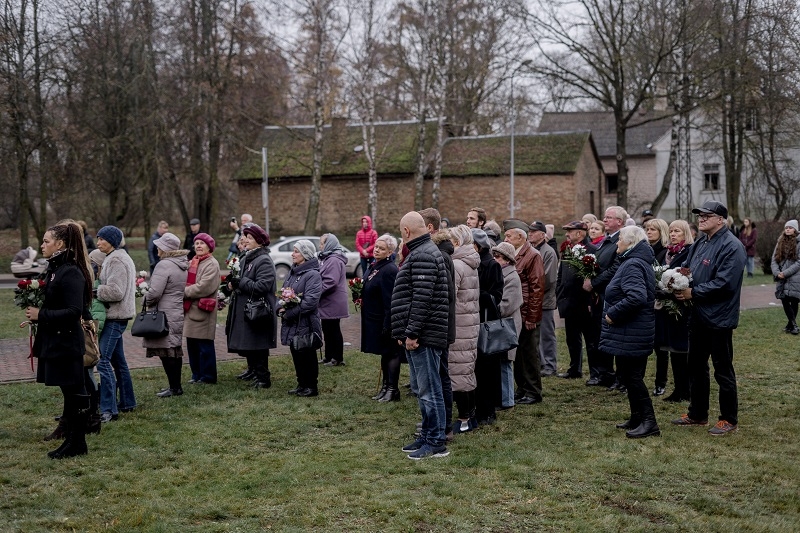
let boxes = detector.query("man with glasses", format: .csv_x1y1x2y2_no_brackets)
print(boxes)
583,206,627,387
672,200,745,436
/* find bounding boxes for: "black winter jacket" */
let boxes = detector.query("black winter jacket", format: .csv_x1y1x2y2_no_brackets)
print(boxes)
391,233,450,349
226,246,278,352
436,238,457,345
556,236,595,318
599,240,656,357
477,248,504,322
33,253,87,361
591,231,620,299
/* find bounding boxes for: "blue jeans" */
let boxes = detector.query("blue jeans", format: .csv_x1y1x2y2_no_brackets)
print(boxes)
746,256,754,275
187,338,217,383
98,320,136,415
359,257,372,277
406,345,446,447
500,359,515,407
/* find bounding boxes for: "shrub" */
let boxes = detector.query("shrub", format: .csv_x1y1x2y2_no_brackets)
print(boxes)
756,220,785,275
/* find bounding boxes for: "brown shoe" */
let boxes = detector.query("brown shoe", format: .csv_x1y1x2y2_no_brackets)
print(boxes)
670,414,708,426
708,420,738,435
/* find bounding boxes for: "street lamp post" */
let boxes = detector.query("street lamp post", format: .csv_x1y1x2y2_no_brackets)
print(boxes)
510,60,531,219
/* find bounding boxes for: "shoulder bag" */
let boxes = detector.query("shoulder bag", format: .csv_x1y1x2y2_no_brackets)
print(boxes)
477,298,519,356
291,331,323,351
130,302,170,339
82,318,100,367
244,285,272,322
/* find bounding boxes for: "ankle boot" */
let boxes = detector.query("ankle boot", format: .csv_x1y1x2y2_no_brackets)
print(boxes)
237,368,255,380
625,398,660,438
50,395,90,459
43,418,69,441
378,387,400,402
86,413,102,435
372,381,388,400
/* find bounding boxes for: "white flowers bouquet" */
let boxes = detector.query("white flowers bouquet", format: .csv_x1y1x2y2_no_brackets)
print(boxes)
655,266,692,319
226,257,241,277
562,244,598,279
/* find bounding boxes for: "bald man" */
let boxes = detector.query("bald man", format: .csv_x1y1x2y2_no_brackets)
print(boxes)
391,212,452,460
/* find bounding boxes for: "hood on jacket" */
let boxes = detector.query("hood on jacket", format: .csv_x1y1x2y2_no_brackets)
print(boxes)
436,237,454,256
360,216,373,231
620,239,656,264
162,254,190,271
452,244,480,269
291,257,320,275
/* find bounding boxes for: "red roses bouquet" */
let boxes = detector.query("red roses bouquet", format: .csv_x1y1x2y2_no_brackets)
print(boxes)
349,277,363,311
562,244,598,279
14,279,46,309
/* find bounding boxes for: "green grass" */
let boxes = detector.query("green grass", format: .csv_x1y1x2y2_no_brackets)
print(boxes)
0,307,799,531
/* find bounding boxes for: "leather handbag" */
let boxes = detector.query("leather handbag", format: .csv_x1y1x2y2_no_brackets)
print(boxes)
197,297,217,312
244,297,271,322
82,319,100,367
291,331,323,351
477,301,518,356
130,303,170,339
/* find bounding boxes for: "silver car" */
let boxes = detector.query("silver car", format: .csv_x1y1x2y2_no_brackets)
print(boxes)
269,236,363,284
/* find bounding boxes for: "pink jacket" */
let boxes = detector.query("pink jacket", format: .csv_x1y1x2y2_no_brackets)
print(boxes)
356,216,378,258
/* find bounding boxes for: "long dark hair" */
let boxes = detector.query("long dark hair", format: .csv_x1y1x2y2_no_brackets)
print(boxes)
48,220,93,304
774,232,797,263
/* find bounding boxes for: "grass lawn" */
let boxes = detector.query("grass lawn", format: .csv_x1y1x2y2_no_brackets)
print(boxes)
0,307,799,531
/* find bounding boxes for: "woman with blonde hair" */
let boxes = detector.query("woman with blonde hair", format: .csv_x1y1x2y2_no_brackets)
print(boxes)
588,220,606,247
644,218,670,265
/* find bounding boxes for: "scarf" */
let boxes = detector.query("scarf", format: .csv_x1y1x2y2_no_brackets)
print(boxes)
184,253,212,311
591,235,605,246
318,233,347,260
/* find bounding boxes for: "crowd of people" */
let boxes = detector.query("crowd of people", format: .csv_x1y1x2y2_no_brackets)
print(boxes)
23,198,778,460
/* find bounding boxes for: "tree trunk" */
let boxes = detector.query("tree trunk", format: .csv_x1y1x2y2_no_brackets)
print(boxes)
614,116,628,207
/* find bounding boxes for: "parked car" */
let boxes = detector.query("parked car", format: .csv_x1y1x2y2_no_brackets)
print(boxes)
269,236,363,284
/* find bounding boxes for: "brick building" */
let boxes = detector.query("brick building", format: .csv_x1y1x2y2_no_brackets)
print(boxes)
234,120,605,236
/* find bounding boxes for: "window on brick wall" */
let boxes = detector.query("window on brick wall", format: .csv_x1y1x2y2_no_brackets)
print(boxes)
606,174,618,195
703,164,720,191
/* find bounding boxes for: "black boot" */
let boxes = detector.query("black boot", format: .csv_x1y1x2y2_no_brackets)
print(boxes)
616,413,641,429
378,387,400,402
237,368,255,380
372,380,388,400
252,358,271,389
626,397,661,439
43,418,68,441
49,395,90,459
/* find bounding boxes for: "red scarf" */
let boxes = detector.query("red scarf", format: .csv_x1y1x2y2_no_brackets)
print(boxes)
184,253,212,311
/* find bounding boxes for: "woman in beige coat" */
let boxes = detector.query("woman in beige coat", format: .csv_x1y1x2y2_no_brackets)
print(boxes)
448,224,480,434
184,233,221,385
143,233,189,397
492,242,523,410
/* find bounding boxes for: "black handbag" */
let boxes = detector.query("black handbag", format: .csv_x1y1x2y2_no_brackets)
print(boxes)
130,303,170,339
477,300,518,356
291,331,323,351
244,286,271,322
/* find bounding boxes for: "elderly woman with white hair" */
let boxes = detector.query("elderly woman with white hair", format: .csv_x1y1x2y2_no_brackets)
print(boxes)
361,233,402,401
448,224,481,434
599,225,659,438
277,239,323,397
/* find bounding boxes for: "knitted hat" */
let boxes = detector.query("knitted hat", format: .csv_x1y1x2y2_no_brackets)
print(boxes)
97,226,123,249
88,249,106,267
491,242,516,265
294,239,317,261
786,220,799,232
471,228,491,251
242,224,270,246
194,232,216,252
153,232,181,252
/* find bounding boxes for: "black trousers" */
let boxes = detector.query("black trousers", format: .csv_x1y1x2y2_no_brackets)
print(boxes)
514,327,542,398
321,319,344,362
781,297,798,325
290,346,318,390
616,354,655,423
563,310,595,376
474,353,500,421
687,325,738,426
589,304,615,382
240,350,270,383
654,348,669,388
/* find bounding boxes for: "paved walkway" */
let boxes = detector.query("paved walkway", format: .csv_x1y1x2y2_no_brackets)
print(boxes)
0,283,780,384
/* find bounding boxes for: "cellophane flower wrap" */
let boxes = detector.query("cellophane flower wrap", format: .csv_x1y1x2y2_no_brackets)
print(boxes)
14,278,46,309
349,277,363,311
562,244,598,279
135,271,150,298
278,287,301,308
655,266,692,319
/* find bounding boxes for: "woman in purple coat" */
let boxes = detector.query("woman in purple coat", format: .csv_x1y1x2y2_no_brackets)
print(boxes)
318,234,350,366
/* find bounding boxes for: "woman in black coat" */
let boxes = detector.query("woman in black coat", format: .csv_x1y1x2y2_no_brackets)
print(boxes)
361,234,401,401
599,226,659,439
277,239,323,397
656,219,694,402
27,222,94,459
226,224,278,389
471,229,504,426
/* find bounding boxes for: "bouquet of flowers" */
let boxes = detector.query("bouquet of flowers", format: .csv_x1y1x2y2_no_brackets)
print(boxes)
562,244,598,279
656,266,692,319
278,287,301,308
226,256,241,278
216,289,231,311
14,278,46,309
349,277,363,311
135,271,150,298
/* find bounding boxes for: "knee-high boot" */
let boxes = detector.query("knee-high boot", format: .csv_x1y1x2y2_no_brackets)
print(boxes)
49,394,90,459
626,396,661,439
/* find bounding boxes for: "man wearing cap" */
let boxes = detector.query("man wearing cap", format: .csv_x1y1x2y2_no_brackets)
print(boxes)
641,209,655,225
556,221,596,379
148,221,169,274
529,221,559,376
672,200,746,436
95,225,137,422
184,218,202,260
503,218,545,405
583,206,628,387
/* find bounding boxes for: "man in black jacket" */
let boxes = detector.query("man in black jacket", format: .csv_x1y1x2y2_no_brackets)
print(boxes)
392,211,451,460
583,205,627,387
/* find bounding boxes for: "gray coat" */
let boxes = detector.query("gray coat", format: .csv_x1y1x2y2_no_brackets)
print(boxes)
771,234,800,300
184,256,221,340
535,241,558,311
97,248,137,320
278,258,323,346
143,253,189,349
499,263,523,362
318,253,349,320
226,246,278,352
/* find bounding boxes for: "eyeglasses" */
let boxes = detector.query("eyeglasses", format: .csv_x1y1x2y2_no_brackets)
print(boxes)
696,214,717,221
